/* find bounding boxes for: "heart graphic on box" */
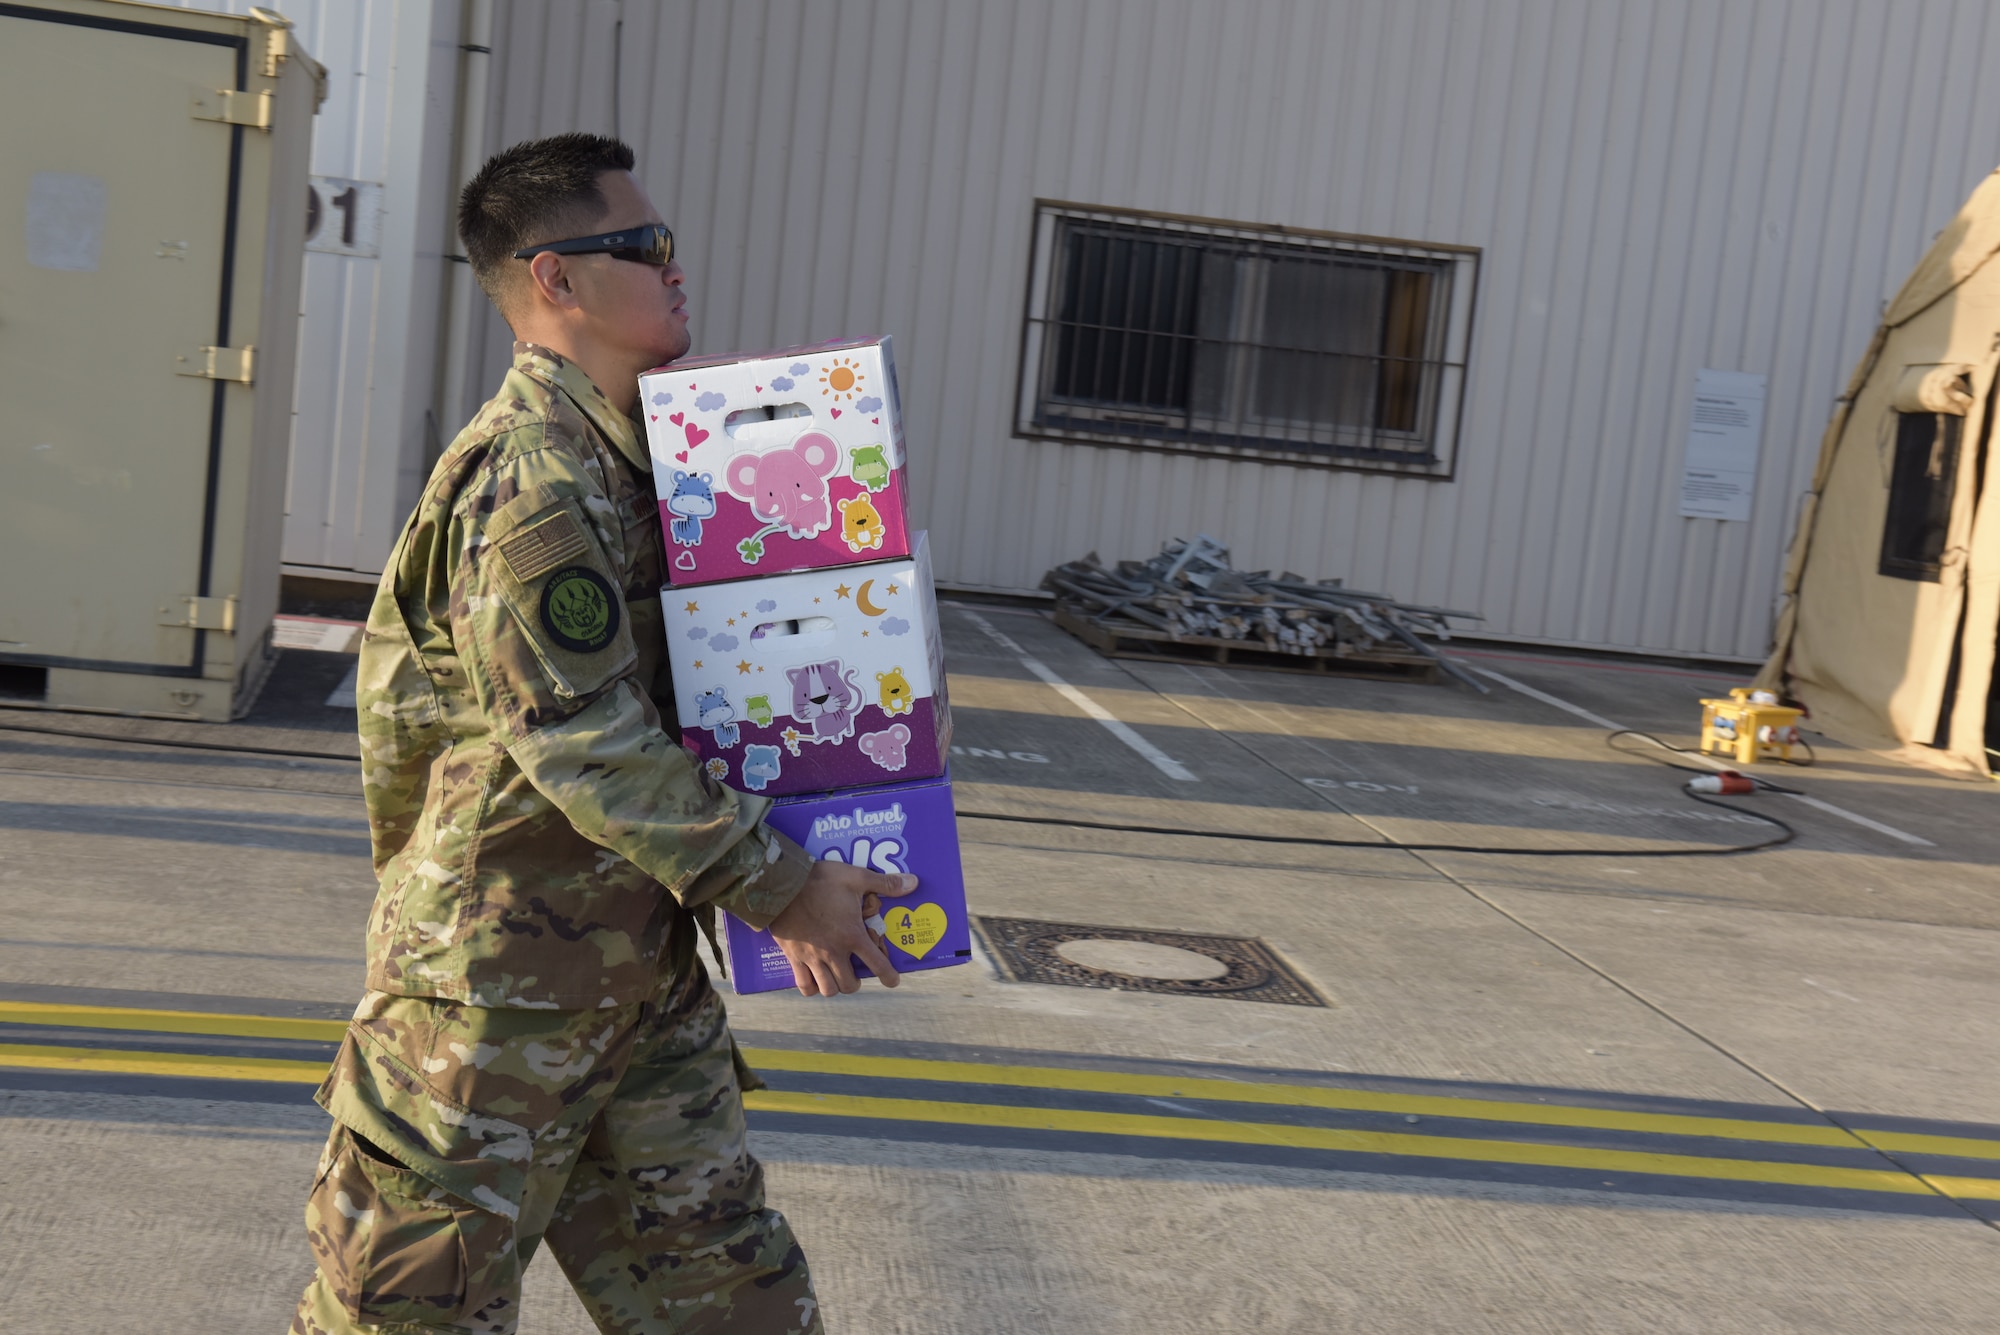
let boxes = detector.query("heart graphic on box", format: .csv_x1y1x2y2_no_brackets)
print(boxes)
882,903,948,959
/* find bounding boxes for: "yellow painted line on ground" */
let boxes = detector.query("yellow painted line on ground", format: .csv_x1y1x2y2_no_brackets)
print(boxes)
8,1004,1996,1167
741,1048,2000,1159
0,1000,346,1042
1918,1174,2000,1201
743,1090,1955,1197
0,1042,328,1084
1860,1131,2000,1162
6,1035,1993,1202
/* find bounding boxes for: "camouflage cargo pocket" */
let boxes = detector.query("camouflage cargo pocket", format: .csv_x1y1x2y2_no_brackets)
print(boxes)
305,1125,516,1327
307,1013,538,1328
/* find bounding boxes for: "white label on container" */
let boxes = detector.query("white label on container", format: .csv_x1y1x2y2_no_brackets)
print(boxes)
306,176,384,258
26,172,106,272
1679,369,1768,522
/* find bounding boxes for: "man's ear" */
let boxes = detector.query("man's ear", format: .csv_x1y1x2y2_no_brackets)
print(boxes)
525,251,578,310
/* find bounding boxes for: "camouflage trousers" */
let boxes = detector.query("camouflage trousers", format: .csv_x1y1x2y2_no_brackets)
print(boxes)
292,963,820,1334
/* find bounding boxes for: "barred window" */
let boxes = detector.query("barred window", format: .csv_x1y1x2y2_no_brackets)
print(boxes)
1017,202,1478,474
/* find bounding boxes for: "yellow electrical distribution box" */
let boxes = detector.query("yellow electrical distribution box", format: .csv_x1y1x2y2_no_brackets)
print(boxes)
0,1,323,721
1699,688,1806,766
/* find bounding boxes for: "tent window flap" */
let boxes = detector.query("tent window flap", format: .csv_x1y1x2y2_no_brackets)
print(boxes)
1879,411,1962,581
1890,363,1976,415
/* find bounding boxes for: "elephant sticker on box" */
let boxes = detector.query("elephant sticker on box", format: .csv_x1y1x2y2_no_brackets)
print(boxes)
640,336,911,587
662,532,950,796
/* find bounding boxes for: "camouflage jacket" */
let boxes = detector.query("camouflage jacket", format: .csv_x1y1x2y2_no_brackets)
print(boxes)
355,342,811,1008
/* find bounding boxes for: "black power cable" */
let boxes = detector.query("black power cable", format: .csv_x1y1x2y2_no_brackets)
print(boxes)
0,715,1799,857
957,802,1794,857
960,724,1802,856
1604,729,1809,792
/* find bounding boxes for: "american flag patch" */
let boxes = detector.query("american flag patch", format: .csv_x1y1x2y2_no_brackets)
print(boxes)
497,510,589,583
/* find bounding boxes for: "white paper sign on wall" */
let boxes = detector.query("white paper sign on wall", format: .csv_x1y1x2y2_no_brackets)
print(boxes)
26,171,106,272
1679,369,1768,522
305,176,384,258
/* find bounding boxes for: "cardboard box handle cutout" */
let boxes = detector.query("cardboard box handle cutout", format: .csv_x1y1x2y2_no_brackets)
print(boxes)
753,616,837,641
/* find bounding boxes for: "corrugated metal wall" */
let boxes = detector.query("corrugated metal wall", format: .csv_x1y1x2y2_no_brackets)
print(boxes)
455,0,2000,660
453,0,623,423
173,0,457,580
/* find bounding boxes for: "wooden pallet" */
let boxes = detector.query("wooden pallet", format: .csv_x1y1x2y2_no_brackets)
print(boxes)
1053,604,1441,683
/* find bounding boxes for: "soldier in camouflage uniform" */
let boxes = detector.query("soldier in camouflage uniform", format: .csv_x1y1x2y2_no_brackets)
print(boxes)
294,134,911,1334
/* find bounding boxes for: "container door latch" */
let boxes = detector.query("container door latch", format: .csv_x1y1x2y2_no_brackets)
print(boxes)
175,345,255,384
159,596,239,633
191,87,273,130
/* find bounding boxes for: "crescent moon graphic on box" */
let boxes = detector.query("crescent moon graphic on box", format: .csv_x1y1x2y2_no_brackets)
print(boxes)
854,579,887,617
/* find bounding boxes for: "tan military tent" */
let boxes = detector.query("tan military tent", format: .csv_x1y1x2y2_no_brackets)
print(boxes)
1760,167,2000,777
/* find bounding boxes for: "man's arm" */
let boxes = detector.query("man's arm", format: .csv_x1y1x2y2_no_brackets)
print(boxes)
512,674,916,992
450,446,808,926
450,443,919,992
507,680,809,923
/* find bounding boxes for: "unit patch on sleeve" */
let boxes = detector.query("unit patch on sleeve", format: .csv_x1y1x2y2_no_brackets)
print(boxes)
539,566,622,653
497,510,590,583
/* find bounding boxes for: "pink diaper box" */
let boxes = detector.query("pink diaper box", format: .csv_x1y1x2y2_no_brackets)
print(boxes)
662,532,950,797
639,336,910,587
721,770,971,994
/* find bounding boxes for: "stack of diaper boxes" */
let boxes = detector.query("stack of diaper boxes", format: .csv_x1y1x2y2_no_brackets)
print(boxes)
640,336,969,993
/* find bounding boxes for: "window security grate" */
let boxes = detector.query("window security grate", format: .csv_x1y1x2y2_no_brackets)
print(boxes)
1016,203,1478,475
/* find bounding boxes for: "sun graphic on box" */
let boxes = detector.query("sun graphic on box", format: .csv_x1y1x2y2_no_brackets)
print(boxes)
818,356,866,402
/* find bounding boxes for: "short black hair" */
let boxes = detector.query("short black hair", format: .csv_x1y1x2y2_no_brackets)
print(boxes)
458,133,636,311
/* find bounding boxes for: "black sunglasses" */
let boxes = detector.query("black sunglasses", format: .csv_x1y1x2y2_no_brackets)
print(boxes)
513,222,673,266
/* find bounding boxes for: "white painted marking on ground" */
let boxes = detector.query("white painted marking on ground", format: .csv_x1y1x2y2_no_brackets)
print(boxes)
1655,749,1932,845
957,609,1030,656
325,663,358,709
958,609,1198,782
1472,666,1934,847
1303,777,1420,795
1800,976,1863,1004
1779,793,1933,846
273,615,362,653
1471,666,1624,730
967,931,1007,982
950,745,1050,764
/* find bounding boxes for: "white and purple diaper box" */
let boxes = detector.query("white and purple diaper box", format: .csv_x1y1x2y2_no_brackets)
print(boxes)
719,770,972,994
639,336,911,588
662,531,950,797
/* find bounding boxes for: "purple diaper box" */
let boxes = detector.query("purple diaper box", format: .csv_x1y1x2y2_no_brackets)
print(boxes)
719,770,971,994
661,531,950,796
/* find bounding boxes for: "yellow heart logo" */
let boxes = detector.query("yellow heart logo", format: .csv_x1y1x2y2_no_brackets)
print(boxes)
882,903,948,960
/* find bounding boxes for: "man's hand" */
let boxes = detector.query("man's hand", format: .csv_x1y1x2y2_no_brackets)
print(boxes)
766,862,918,996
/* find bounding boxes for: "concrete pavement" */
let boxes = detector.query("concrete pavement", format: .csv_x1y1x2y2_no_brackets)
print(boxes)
2,601,1998,1332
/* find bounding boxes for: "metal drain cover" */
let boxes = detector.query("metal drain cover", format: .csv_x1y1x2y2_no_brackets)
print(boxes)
972,916,1326,1007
